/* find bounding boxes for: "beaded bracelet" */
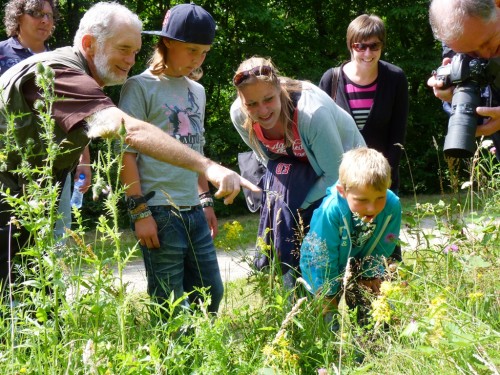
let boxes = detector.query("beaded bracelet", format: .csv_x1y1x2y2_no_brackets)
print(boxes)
130,208,152,222
200,197,214,208
199,191,212,200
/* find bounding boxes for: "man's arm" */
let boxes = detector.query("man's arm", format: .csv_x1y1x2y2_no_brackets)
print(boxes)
74,145,92,193
427,57,454,103
86,107,260,204
199,175,218,238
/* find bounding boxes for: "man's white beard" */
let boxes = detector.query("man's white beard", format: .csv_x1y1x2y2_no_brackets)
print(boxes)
94,48,127,86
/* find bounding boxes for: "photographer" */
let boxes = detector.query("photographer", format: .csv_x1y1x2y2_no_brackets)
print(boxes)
427,0,500,159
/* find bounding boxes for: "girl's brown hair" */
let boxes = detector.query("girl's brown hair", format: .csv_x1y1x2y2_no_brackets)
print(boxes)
148,39,203,81
233,56,302,157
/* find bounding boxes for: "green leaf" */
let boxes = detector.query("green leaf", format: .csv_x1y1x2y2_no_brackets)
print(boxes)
467,255,492,269
257,327,276,331
417,345,438,355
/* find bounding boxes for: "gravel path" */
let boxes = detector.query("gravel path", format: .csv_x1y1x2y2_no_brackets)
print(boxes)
117,214,498,294
117,249,253,294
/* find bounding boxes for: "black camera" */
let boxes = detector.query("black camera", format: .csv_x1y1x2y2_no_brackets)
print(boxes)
435,53,494,158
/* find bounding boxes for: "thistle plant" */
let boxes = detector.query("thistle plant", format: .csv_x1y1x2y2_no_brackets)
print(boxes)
0,62,69,366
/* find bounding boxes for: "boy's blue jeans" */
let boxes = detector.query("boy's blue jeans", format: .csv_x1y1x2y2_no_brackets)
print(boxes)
135,205,223,315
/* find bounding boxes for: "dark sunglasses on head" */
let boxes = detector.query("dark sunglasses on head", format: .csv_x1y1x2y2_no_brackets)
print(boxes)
233,65,274,86
352,42,382,52
25,9,54,21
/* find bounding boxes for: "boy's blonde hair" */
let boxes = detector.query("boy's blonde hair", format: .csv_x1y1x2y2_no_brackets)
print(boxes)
339,147,391,192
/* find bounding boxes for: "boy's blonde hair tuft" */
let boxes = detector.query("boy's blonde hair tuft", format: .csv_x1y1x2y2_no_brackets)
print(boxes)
339,147,391,192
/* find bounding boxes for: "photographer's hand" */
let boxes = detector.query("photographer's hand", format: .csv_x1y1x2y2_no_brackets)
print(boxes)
428,57,454,102
476,106,500,136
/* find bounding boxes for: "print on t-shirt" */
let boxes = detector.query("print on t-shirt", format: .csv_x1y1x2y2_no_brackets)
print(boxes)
163,87,202,147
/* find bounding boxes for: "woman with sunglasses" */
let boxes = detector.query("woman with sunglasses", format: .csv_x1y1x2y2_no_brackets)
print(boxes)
231,56,365,288
319,14,408,262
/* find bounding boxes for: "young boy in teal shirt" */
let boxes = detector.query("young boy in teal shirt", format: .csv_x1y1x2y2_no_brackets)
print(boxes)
300,147,402,318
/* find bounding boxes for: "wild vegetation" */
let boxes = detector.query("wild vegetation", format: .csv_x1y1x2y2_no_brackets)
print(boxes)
0,64,498,374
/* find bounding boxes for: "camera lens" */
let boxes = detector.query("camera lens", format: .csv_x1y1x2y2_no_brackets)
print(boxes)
443,83,481,158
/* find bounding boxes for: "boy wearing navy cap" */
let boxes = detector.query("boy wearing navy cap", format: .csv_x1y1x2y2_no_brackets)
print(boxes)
119,3,223,319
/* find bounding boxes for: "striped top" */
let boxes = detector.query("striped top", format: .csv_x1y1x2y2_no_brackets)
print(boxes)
344,75,377,130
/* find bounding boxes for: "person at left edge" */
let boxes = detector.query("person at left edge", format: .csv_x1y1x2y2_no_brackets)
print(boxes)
0,2,259,288
0,0,92,242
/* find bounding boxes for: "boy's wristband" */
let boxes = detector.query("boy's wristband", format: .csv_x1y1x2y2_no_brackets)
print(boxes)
129,202,149,215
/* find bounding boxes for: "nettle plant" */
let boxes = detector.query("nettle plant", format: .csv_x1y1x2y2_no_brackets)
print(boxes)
0,62,130,291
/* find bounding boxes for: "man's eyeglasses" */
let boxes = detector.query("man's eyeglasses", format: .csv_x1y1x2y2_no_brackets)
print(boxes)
351,42,382,52
233,65,274,86
25,9,54,21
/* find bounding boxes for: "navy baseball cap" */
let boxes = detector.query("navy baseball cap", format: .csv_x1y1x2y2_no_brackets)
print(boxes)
143,2,216,45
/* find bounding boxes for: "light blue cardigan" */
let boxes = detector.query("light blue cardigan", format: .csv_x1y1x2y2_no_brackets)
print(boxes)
230,81,365,209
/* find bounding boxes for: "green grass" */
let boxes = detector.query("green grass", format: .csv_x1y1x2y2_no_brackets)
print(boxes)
2,195,498,375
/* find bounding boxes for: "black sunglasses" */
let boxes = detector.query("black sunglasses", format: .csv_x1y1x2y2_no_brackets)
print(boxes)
352,42,382,52
233,65,274,86
25,9,54,21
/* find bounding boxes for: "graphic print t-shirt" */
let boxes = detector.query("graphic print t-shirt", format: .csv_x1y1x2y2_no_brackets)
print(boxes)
252,110,309,162
118,70,206,206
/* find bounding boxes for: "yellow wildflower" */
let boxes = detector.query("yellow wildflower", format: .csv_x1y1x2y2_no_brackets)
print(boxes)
224,220,243,242
371,296,391,324
380,281,401,298
256,235,272,252
468,292,484,302
425,295,448,347
262,344,275,357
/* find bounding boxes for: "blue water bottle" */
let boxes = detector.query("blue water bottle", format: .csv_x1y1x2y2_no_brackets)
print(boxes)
70,173,85,209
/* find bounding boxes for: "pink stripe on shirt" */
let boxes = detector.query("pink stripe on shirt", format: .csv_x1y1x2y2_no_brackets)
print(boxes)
349,98,373,108
345,83,377,93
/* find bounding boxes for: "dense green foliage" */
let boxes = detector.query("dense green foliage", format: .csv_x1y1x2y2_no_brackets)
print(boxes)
0,0,461,214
